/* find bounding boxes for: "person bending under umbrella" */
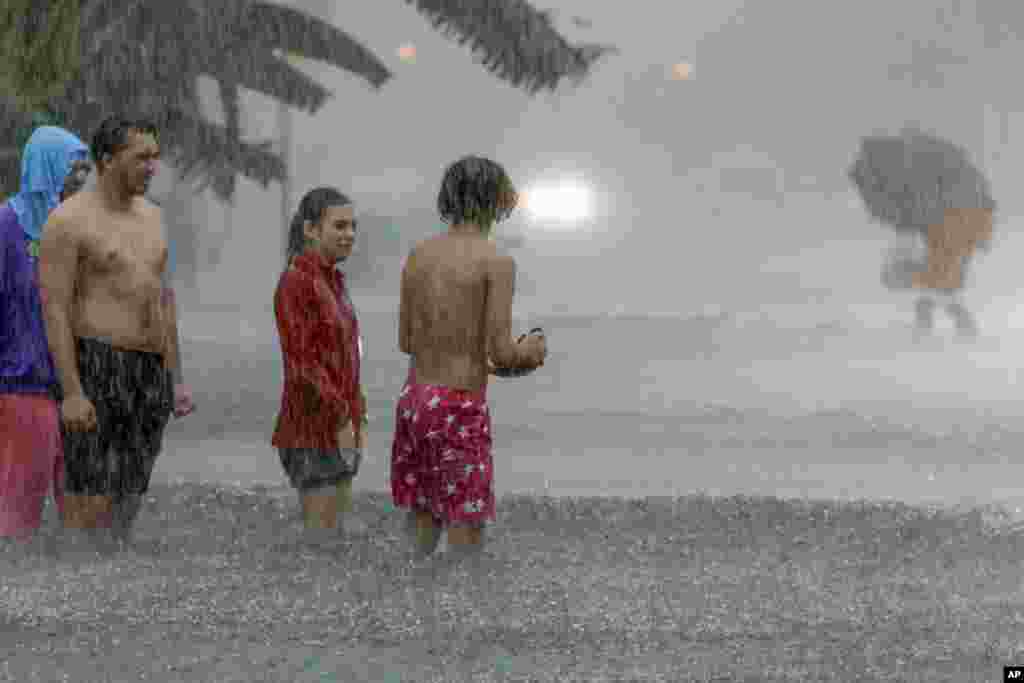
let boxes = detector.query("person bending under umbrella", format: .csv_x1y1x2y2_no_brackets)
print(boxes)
850,130,995,340
909,201,994,340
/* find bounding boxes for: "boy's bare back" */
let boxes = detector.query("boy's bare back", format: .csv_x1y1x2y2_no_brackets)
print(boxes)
400,233,515,392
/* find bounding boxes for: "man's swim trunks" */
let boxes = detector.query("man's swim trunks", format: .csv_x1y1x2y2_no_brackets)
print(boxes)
390,375,495,527
56,337,173,497
278,447,361,492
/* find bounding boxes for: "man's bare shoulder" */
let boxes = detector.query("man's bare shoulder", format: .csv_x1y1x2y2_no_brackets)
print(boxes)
139,195,162,216
137,196,164,230
44,197,86,237
49,190,108,234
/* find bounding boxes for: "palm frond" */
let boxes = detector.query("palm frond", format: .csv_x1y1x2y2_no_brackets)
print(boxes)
216,80,242,199
78,0,142,52
2,0,613,203
159,108,285,190
244,3,392,89
203,46,332,114
404,0,619,94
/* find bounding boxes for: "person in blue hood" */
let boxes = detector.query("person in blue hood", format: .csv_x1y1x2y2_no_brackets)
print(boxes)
0,126,90,544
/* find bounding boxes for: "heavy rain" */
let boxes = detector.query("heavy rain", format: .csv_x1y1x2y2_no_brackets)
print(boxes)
2,1,1024,681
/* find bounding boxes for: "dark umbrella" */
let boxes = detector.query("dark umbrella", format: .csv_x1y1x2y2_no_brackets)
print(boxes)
847,127,995,235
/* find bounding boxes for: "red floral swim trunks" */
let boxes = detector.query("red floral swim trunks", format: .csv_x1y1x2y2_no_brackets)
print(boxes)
390,373,495,527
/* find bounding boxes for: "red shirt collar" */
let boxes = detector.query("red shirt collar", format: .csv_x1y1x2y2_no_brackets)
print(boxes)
293,250,344,284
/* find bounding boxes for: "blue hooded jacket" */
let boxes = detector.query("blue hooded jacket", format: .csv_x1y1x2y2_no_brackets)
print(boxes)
0,126,88,395
8,126,89,242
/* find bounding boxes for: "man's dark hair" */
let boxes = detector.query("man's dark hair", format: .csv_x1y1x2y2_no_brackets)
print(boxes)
90,115,159,169
436,156,517,233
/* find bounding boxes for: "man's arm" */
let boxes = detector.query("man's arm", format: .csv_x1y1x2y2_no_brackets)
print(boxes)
398,251,414,355
157,211,182,383
161,277,183,383
39,211,84,397
486,253,528,369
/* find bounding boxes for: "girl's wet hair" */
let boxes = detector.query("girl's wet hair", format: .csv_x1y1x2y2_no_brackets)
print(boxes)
284,186,352,268
436,156,517,233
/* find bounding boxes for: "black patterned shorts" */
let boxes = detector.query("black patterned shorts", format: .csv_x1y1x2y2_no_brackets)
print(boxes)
278,447,361,492
56,337,173,497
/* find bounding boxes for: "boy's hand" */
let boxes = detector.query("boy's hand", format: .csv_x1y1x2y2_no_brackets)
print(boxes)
173,383,195,418
520,331,547,368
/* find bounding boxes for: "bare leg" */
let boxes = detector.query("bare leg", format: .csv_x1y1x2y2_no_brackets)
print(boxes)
914,296,936,332
441,524,487,580
447,524,485,554
913,296,936,342
445,522,505,643
59,494,115,556
334,475,368,536
300,486,338,530
112,493,144,546
409,510,441,558
945,301,978,338
404,509,417,537
405,511,445,654
336,477,354,516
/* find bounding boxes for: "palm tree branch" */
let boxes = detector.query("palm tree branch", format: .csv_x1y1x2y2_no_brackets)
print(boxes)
215,80,241,198
204,48,332,113
159,108,285,200
4,0,617,202
404,0,619,93
242,3,392,89
78,0,143,53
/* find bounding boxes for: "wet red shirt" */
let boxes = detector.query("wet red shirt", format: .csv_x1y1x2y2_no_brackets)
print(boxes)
272,251,362,450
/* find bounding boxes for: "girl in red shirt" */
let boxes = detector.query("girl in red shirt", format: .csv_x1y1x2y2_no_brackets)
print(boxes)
272,187,365,537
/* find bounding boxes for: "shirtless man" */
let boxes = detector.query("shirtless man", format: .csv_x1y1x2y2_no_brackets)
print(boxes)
39,116,184,551
390,156,547,563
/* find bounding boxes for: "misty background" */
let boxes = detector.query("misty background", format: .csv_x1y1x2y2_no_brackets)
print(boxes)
152,0,1024,512
150,0,1024,323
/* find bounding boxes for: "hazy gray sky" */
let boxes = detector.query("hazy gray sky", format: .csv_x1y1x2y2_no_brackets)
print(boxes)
216,0,1023,320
